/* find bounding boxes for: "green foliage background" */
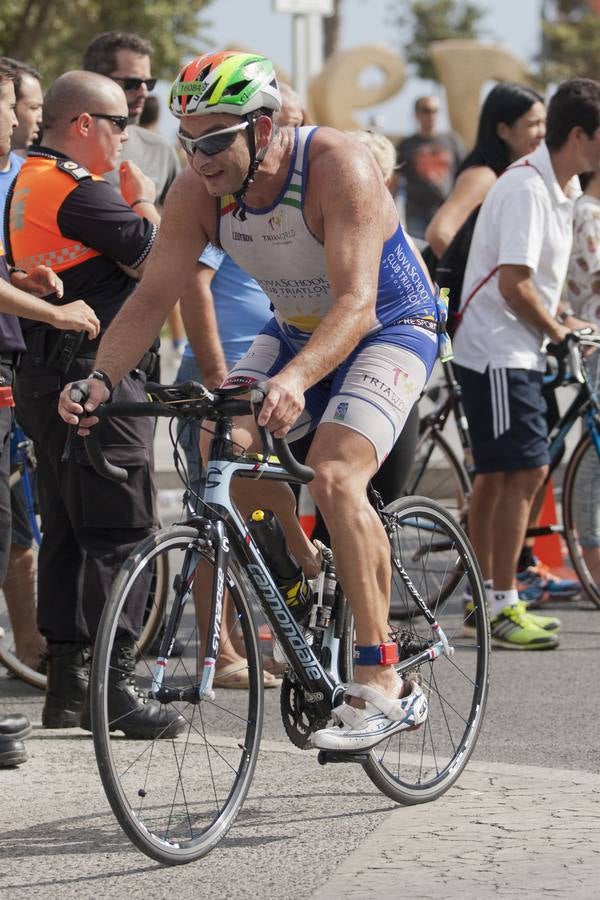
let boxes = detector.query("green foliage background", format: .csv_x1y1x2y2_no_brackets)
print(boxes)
541,1,600,83
0,0,213,83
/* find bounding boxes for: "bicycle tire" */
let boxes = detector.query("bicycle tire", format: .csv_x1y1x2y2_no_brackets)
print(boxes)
404,428,471,523
562,433,600,608
92,525,264,865
342,496,490,805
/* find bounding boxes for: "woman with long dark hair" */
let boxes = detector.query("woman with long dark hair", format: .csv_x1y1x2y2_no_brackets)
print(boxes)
425,82,546,258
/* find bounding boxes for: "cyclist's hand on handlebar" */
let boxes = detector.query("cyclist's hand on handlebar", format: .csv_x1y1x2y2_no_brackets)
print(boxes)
58,377,109,433
257,372,306,438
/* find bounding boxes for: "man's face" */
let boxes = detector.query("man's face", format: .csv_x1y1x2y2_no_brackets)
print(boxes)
12,73,43,149
82,89,130,174
109,49,152,123
178,114,254,197
0,80,18,158
415,98,439,137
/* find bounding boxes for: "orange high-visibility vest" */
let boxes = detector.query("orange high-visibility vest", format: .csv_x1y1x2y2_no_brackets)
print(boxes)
8,155,103,274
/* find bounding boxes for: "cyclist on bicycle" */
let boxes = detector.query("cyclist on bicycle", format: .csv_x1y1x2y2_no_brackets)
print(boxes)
59,51,440,750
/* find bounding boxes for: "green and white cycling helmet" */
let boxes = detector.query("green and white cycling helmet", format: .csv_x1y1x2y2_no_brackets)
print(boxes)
169,50,281,118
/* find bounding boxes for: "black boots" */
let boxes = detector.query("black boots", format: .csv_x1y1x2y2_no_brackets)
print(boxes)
0,713,32,767
80,637,186,740
42,642,91,728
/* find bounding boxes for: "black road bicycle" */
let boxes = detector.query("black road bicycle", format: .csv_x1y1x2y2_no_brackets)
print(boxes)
406,332,600,606
77,380,490,865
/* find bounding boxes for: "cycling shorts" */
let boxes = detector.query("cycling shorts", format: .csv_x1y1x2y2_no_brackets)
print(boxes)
223,317,437,466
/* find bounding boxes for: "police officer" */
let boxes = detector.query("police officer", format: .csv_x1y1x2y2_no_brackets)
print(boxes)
5,70,184,738
0,59,100,763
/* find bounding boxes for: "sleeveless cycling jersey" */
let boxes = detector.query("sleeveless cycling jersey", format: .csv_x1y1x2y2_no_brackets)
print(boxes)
217,126,437,348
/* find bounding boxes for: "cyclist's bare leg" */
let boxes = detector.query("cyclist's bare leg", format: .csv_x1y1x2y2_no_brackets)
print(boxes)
307,423,400,701
2,544,46,667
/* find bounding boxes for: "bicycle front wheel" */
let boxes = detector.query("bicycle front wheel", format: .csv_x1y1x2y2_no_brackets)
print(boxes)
352,497,490,804
563,433,600,608
92,526,264,865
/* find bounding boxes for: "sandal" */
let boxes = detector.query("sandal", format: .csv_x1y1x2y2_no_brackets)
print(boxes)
213,660,282,690
312,678,428,751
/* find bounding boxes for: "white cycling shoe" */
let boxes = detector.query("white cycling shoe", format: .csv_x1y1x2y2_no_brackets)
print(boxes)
312,678,428,752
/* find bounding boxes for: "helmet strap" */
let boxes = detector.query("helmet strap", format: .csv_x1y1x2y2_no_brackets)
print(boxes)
233,114,270,221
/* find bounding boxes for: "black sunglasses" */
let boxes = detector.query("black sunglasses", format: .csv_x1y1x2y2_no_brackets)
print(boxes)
177,121,249,157
70,113,129,132
112,76,157,92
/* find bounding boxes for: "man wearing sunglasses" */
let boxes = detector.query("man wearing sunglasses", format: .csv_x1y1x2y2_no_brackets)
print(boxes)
83,31,185,360
82,32,180,209
60,51,440,752
6,69,185,740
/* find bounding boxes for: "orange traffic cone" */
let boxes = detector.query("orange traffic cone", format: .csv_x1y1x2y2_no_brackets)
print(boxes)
532,479,565,570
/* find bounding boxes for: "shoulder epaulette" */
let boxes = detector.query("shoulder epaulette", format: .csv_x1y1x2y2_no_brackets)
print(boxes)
56,159,92,181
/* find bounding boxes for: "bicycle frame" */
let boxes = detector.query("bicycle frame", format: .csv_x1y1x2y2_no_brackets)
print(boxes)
147,412,455,722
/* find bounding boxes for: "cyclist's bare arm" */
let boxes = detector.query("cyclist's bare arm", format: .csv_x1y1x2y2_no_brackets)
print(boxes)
498,264,569,343
94,168,211,387
259,132,391,435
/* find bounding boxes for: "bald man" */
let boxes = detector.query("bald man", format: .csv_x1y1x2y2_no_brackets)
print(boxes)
5,70,184,739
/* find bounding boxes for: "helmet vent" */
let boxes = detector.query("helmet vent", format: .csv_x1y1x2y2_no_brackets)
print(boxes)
222,79,250,97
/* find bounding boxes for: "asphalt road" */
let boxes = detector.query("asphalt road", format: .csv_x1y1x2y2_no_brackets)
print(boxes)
2,594,599,899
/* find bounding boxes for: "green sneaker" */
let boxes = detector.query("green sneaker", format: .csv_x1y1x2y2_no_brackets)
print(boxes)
463,598,560,638
490,603,559,650
514,600,560,632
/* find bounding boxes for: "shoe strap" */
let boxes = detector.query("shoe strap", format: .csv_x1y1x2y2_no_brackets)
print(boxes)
339,682,417,723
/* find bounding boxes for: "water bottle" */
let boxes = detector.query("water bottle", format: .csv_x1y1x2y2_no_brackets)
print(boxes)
247,509,312,622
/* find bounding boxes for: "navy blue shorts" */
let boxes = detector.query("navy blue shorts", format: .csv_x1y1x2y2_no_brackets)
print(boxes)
454,364,550,474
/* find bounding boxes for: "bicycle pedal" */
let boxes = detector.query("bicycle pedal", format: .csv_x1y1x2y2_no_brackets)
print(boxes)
317,749,370,765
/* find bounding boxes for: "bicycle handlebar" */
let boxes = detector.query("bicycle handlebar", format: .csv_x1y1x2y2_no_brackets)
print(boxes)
69,379,315,484
546,328,600,386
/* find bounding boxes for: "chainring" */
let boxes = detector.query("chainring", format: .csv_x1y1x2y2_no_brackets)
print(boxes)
280,673,329,749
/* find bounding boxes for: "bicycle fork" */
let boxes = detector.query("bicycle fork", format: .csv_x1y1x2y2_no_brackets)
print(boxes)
149,520,226,703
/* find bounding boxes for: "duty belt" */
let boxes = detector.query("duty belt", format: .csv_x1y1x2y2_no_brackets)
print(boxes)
0,351,23,367
24,329,157,376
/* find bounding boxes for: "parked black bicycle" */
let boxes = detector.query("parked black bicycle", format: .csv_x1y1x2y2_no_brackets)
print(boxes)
406,331,600,606
75,379,490,865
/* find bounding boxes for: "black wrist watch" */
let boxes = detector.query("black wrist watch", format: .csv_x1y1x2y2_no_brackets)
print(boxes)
88,369,114,396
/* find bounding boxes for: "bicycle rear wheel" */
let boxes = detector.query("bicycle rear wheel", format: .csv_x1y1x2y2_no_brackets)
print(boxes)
345,496,490,804
92,525,264,865
562,433,600,608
